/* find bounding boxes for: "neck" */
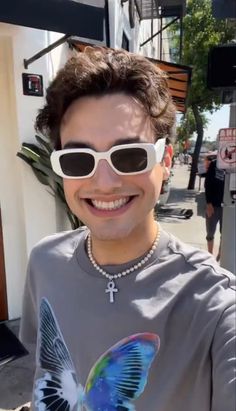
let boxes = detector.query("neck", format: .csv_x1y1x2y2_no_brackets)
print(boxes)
88,221,159,266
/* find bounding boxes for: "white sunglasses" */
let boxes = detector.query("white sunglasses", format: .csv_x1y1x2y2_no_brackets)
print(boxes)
51,138,166,179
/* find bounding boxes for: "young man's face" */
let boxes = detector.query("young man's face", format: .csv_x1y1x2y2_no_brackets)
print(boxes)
60,93,164,241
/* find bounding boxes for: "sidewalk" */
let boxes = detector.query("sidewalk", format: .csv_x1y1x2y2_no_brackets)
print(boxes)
0,164,220,410
0,321,34,410
159,163,220,252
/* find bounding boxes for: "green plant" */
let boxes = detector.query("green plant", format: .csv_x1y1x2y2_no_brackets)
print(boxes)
169,0,235,189
17,135,82,230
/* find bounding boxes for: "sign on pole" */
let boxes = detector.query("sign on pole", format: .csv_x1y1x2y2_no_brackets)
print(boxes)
217,128,236,172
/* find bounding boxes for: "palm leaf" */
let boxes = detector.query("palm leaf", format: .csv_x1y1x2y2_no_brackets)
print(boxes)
16,152,34,166
35,134,53,154
32,168,51,186
22,142,41,154
17,134,82,229
21,146,40,163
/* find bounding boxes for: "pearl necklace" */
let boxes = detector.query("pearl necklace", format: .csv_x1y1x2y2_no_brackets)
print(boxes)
87,224,160,303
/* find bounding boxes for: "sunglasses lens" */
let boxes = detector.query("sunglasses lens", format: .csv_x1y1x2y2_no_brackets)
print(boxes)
111,147,148,173
59,153,95,177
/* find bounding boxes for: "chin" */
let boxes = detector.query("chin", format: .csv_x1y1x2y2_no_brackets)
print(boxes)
89,224,135,242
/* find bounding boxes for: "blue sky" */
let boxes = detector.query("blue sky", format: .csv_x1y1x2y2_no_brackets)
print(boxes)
204,105,230,141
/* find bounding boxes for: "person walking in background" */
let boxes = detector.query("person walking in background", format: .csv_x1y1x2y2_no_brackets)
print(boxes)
158,137,174,204
165,137,174,167
205,158,225,261
162,138,174,182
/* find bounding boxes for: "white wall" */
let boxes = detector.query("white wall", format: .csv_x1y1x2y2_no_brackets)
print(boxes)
108,0,133,50
108,1,169,61
108,0,157,53
138,18,161,58
0,23,70,319
0,35,27,320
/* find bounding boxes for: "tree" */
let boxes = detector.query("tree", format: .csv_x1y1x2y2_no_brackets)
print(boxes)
176,107,208,151
172,0,235,188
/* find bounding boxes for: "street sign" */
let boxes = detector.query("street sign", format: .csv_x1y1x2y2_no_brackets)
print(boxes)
217,128,236,172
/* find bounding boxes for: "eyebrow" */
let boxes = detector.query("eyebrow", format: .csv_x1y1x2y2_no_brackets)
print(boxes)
63,136,146,150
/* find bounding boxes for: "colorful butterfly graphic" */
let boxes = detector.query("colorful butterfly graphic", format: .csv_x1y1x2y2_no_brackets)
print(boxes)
35,298,160,411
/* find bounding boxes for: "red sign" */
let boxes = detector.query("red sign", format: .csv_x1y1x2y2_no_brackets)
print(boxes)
217,128,236,171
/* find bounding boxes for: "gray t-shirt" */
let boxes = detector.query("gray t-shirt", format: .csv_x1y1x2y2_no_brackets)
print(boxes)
19,227,236,411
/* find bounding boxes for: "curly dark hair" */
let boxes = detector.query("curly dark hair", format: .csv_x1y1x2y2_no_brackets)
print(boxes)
35,47,176,148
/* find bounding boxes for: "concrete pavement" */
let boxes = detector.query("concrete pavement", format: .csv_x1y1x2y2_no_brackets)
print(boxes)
0,321,34,410
159,164,220,252
0,164,220,410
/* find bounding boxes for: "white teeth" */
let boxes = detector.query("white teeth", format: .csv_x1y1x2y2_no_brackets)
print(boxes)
91,197,130,210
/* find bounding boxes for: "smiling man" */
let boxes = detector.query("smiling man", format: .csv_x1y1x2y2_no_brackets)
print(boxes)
59,93,164,252
20,48,235,411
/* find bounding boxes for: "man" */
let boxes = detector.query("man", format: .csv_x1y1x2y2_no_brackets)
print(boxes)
205,157,225,261
20,48,235,411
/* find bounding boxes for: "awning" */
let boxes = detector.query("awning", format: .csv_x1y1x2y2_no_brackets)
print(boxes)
148,58,192,113
0,0,105,41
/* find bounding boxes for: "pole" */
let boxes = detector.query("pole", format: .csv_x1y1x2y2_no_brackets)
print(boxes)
220,104,236,274
24,34,70,69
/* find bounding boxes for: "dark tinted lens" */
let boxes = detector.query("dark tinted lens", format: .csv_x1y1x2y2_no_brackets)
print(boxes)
111,147,148,173
60,153,95,176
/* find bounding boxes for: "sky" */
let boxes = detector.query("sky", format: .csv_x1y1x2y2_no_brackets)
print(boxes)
204,105,230,141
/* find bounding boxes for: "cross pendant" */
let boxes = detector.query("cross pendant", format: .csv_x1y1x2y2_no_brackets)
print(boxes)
105,280,118,303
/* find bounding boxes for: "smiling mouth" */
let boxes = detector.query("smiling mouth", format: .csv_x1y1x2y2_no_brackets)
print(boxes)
86,196,135,211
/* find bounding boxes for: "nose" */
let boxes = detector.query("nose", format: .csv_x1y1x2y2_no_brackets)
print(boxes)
91,159,122,191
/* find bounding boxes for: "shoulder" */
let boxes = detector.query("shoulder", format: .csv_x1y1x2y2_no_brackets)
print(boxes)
162,231,235,293
29,226,88,264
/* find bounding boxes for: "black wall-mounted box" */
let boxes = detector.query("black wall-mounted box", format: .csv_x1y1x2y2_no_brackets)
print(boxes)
207,44,236,89
22,73,43,96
